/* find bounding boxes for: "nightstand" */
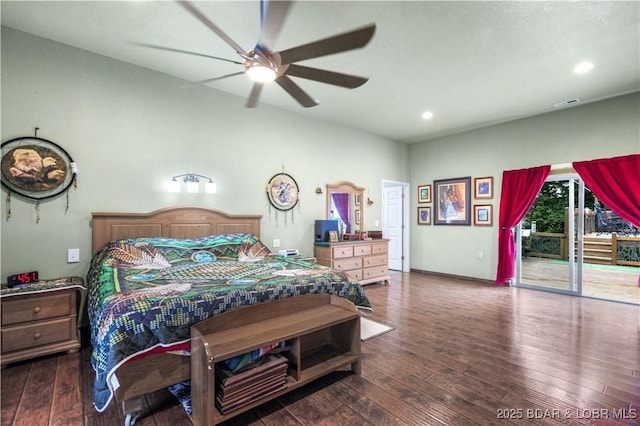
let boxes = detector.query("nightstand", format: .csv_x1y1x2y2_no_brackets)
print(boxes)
1,277,86,366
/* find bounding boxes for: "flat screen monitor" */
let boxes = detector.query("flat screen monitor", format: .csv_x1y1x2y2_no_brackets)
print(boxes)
315,220,339,242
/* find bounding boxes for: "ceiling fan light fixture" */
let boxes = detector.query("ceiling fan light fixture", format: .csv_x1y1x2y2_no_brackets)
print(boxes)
246,65,277,82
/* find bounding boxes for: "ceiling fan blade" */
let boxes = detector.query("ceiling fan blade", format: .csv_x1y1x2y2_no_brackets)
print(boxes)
189,71,246,86
246,83,264,108
257,0,293,51
276,75,318,107
178,1,246,55
286,64,368,88
278,23,376,65
131,42,242,65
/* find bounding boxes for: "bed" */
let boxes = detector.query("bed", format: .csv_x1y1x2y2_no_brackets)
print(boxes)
87,206,372,425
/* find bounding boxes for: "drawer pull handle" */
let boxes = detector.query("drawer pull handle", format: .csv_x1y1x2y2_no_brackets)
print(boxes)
33,332,41,340
33,307,41,314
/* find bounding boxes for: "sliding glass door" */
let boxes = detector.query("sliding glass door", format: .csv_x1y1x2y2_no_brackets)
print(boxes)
515,174,584,296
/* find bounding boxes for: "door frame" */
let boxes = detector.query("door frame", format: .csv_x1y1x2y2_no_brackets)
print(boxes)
515,173,584,296
382,179,410,272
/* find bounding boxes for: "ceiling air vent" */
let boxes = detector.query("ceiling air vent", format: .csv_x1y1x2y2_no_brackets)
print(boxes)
553,98,581,108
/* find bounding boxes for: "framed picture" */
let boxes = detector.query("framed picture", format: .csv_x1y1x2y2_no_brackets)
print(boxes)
474,176,493,199
354,194,361,206
474,204,493,226
417,184,432,203
417,206,431,225
328,230,339,242
355,209,361,225
433,176,471,225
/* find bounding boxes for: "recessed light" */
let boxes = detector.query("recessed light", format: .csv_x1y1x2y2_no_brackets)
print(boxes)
553,98,581,108
421,111,434,120
574,62,594,74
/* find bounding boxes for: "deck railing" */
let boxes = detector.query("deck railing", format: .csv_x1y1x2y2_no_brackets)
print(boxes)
525,226,640,267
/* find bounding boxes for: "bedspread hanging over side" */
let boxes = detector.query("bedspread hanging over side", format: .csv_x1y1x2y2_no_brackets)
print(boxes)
86,233,372,412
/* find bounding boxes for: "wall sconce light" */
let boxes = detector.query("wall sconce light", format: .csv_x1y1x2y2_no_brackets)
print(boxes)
169,174,217,194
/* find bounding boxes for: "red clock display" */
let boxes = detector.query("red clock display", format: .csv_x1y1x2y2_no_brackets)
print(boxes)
7,271,39,288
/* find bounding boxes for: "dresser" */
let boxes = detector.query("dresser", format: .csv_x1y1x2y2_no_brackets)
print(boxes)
1,277,86,366
314,239,389,285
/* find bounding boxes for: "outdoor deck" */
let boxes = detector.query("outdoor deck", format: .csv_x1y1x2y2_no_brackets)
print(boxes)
521,256,639,304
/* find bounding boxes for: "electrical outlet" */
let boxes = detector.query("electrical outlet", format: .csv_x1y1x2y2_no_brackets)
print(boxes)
476,251,484,260
68,248,80,263
273,239,281,248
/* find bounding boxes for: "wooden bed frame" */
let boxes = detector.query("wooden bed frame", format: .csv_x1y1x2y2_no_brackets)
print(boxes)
92,205,262,253
90,206,263,425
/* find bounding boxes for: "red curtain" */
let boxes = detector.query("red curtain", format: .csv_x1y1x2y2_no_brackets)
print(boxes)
495,165,551,285
573,154,640,287
573,154,640,226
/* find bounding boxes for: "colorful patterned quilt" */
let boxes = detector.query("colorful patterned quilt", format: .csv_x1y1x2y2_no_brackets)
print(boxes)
86,233,371,412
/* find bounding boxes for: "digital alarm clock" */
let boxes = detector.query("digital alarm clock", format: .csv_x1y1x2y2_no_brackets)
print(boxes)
7,271,39,288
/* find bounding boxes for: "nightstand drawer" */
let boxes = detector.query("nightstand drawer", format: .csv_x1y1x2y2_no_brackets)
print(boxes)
2,317,75,353
2,291,74,326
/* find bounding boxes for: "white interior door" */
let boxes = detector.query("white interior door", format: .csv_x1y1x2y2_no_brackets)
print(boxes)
382,181,409,271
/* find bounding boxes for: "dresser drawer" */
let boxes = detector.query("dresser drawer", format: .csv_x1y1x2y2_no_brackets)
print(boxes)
332,245,354,259
363,265,389,281
1,317,76,353
333,256,362,271
364,254,388,267
353,244,372,256
344,269,363,281
2,291,74,326
371,243,388,255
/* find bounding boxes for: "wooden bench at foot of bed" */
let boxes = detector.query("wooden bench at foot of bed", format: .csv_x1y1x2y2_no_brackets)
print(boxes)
190,293,361,426
116,294,361,426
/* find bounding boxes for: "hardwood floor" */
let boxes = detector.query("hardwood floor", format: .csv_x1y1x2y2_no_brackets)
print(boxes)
2,271,639,425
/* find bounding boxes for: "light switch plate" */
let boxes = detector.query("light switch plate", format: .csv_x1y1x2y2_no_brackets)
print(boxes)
68,248,80,263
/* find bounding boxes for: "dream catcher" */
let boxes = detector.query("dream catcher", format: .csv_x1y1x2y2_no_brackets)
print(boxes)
266,169,299,224
1,129,78,222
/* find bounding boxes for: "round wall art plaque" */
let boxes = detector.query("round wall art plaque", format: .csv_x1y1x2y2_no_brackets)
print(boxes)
266,172,299,211
1,136,76,201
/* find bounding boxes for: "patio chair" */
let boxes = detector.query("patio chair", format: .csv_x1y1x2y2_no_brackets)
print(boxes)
607,212,635,236
594,203,627,235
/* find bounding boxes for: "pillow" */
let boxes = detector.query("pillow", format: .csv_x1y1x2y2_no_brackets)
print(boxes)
237,240,271,262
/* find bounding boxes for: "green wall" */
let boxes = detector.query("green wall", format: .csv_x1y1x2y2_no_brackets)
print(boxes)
410,92,639,280
0,28,410,280
2,27,638,284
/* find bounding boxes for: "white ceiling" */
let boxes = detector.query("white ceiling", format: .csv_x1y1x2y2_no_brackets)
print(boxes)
2,1,639,143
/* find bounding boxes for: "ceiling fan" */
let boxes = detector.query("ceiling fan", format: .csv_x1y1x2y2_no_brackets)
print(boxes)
138,0,376,108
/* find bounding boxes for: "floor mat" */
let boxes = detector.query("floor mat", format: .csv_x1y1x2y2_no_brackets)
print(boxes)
360,317,394,341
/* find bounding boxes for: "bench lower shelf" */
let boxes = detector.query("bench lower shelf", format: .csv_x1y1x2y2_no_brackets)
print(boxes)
190,294,361,425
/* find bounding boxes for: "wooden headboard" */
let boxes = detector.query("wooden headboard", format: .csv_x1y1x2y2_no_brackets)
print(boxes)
91,206,262,253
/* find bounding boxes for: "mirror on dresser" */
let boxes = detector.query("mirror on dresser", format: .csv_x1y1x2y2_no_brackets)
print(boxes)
326,181,365,237
317,181,390,286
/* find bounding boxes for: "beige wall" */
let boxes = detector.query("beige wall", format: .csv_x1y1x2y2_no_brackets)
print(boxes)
410,92,639,281
0,28,410,279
